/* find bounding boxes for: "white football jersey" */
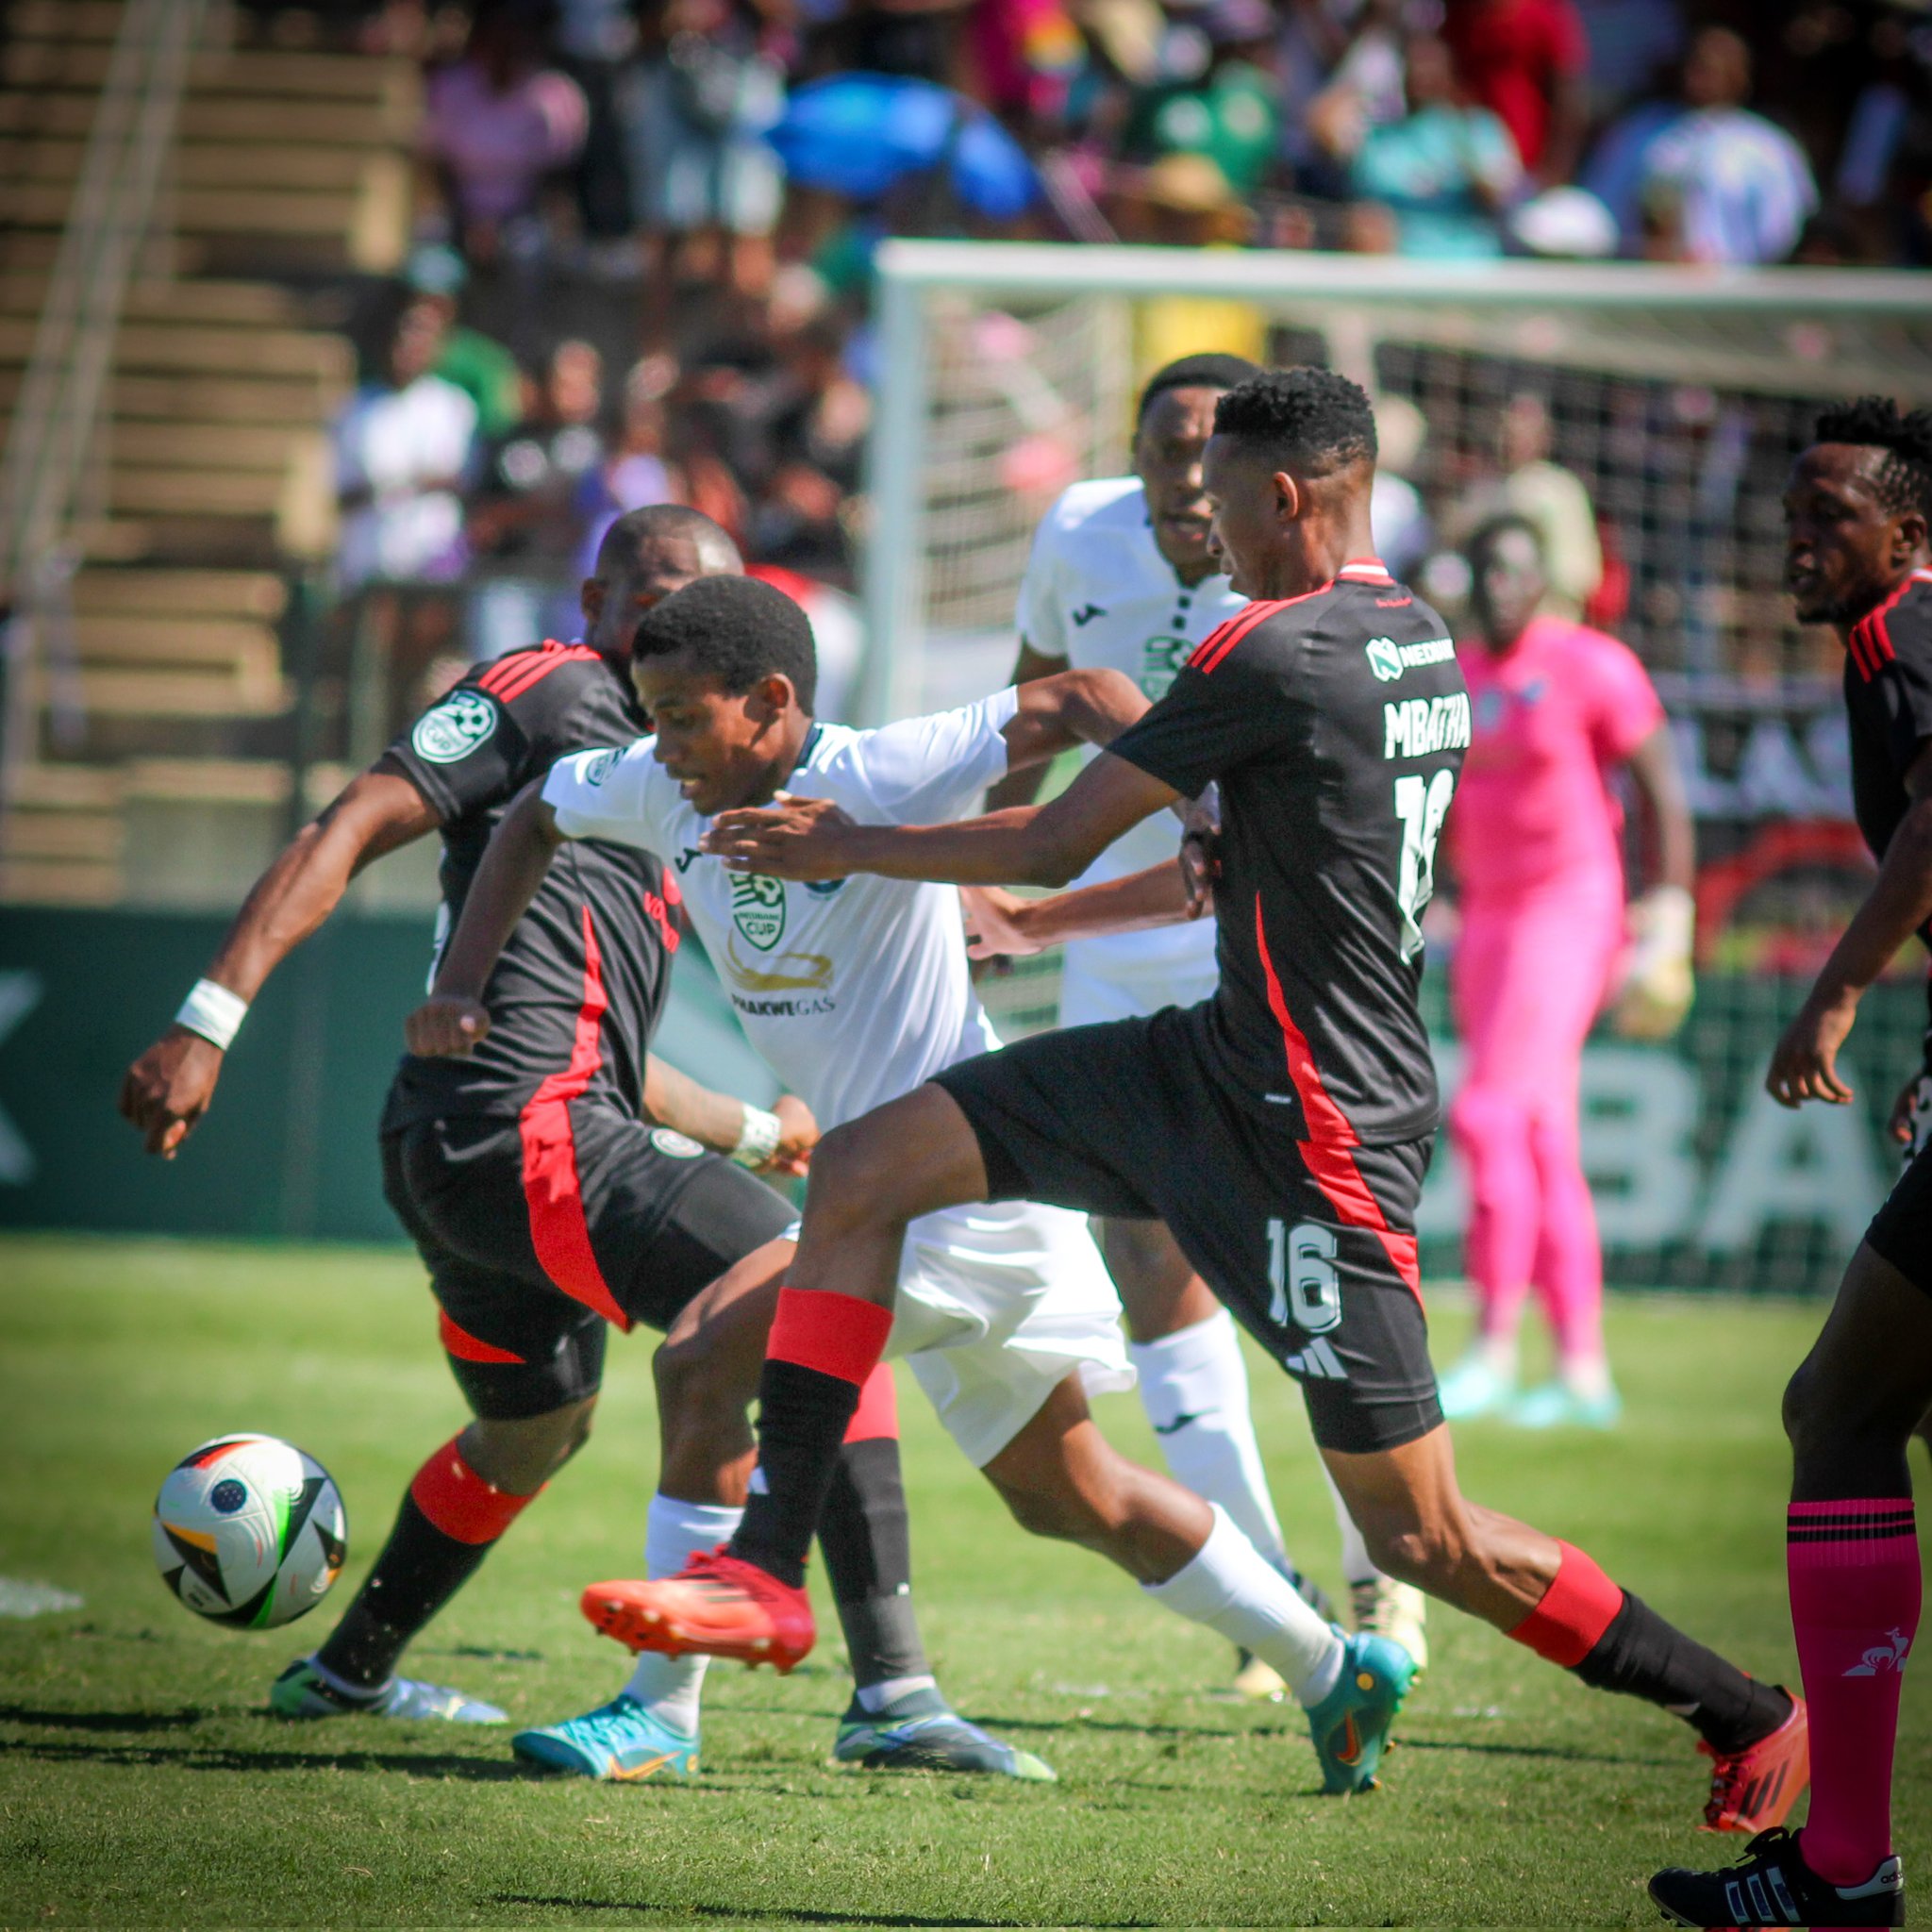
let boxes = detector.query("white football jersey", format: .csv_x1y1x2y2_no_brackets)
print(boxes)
542,691,1019,1132
1016,476,1244,983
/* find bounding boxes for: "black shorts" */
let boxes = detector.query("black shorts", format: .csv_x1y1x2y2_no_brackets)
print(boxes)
932,1009,1441,1454
1866,1129,1932,1296
380,1104,796,1419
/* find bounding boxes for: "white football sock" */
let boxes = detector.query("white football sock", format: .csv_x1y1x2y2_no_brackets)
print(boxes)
621,1494,742,1734
1323,1463,1383,1588
1143,1505,1343,1707
1129,1309,1291,1572
855,1674,939,1714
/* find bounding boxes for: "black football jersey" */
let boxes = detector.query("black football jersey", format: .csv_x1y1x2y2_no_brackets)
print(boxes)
378,641,679,1131
1842,570,1932,939
1109,558,1468,1145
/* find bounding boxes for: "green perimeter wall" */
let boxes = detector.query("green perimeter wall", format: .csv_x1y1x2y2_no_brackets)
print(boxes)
0,908,774,1244
0,907,1922,1292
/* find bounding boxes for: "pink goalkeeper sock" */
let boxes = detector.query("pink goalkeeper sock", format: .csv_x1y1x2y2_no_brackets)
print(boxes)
1789,1498,1920,1885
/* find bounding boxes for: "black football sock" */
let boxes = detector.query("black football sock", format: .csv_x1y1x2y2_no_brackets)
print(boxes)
730,1289,892,1591
313,1437,538,1690
819,1434,928,1694
1507,1537,1790,1755
1571,1591,1793,1755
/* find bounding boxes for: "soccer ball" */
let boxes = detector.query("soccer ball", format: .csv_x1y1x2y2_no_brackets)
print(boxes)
152,1434,347,1629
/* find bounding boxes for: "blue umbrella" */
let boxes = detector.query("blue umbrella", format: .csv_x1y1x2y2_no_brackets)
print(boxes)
769,74,1041,221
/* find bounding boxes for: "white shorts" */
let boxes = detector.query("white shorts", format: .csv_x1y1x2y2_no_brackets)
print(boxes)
1058,953,1221,1029
789,1201,1131,1468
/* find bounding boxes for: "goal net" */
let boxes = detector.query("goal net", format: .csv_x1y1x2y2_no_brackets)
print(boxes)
859,243,1932,1297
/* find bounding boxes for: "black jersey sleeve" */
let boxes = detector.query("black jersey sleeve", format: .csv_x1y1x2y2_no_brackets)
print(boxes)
378,675,540,823
1108,644,1296,800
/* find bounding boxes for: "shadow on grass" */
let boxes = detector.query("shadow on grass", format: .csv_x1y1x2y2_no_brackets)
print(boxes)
0,1735,532,1781
492,1898,1155,1928
0,1704,207,1733
1395,1734,1669,1769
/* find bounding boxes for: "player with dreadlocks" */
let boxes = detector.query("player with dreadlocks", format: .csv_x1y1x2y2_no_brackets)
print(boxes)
1650,397,1932,1928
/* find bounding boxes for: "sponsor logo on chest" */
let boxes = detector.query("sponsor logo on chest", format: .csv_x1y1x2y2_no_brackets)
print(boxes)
1139,634,1192,700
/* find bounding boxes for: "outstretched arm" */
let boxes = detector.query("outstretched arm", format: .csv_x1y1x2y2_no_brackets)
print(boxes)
999,666,1150,771
407,780,567,1056
704,750,1183,891
118,768,440,1157
1768,740,1932,1108
963,860,1200,959
643,1057,819,1178
982,641,1072,815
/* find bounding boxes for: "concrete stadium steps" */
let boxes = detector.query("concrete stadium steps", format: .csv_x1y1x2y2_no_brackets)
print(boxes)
0,12,417,275
0,8,416,907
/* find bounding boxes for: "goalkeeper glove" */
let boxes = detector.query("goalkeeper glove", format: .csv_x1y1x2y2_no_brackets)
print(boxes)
1612,884,1694,1040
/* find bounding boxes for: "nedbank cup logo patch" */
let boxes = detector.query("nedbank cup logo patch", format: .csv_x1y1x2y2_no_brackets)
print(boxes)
1365,638,1405,683
730,874,786,951
1140,634,1191,700
411,688,498,762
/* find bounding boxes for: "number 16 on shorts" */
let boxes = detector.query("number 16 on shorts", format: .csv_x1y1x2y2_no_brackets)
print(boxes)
1268,1218,1350,1380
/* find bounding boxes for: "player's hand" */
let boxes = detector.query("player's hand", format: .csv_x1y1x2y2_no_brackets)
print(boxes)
765,1094,819,1177
1766,990,1857,1108
1888,1073,1928,1148
1178,792,1221,920
962,886,1041,960
118,1026,225,1158
407,995,493,1058
701,793,856,881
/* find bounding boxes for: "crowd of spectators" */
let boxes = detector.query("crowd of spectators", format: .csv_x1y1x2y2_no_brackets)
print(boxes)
318,0,1928,699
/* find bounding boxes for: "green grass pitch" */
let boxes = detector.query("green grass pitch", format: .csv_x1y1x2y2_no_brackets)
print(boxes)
1,1233,1926,1929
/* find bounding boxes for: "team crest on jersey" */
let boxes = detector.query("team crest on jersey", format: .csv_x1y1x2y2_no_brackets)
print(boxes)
583,749,616,787
649,1128,706,1159
411,689,498,762
1139,635,1191,700
730,874,786,951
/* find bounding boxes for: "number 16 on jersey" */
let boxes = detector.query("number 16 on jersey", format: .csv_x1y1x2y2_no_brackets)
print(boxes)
1393,770,1456,963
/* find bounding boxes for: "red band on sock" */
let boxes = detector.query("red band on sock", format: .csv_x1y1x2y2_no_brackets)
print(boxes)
1509,1541,1625,1667
842,1361,899,1444
408,1437,541,1545
767,1286,893,1388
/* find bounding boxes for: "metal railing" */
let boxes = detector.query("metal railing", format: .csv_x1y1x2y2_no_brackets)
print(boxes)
0,0,221,806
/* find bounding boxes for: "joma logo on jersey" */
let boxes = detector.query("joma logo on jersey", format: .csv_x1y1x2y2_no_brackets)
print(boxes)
1366,635,1456,683
1384,692,1473,759
1139,634,1191,700
730,874,786,951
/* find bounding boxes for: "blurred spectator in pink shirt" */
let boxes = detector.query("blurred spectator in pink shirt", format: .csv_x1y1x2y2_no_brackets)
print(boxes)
422,0,589,265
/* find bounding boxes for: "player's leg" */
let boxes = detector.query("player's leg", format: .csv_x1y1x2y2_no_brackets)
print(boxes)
976,1372,1407,1790
1650,1231,1931,1928
1441,905,1541,1416
1060,968,1324,1654
273,1125,594,1723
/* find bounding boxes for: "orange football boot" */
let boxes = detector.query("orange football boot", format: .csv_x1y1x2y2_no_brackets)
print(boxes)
1700,1693,1809,1834
581,1551,817,1674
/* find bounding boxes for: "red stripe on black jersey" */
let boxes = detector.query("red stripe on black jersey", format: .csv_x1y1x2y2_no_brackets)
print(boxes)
481,641,602,705
516,908,631,1332
1253,893,1423,1301
1191,577,1354,675
1848,571,1932,681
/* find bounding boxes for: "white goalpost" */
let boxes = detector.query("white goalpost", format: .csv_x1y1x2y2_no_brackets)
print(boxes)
856,242,1932,1295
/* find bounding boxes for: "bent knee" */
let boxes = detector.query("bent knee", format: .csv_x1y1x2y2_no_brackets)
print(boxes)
806,1121,921,1235
988,1473,1118,1548
465,1397,595,1492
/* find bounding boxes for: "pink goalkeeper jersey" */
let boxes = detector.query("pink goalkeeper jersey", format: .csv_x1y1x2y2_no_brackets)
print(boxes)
1449,613,1665,903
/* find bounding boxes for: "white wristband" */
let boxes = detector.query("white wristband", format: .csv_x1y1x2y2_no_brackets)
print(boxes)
175,978,249,1052
731,1104,783,1169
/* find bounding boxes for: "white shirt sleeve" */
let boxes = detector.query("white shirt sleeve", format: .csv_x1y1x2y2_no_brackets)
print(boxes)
835,687,1022,824
1014,506,1068,661
542,739,673,852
